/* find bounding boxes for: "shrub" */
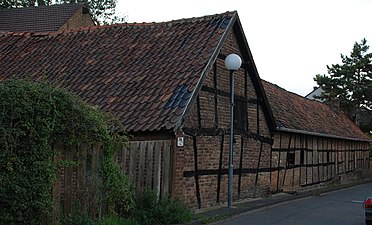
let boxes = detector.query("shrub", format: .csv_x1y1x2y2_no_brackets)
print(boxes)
135,188,192,225
100,216,136,225
61,206,96,225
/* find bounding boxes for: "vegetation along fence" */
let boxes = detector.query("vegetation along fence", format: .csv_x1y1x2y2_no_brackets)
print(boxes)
52,140,173,220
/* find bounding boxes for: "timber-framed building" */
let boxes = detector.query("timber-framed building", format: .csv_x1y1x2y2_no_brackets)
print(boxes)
0,11,370,211
263,81,370,192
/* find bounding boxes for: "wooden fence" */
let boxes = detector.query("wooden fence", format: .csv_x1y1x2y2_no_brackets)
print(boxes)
116,140,173,197
50,140,173,222
52,144,104,220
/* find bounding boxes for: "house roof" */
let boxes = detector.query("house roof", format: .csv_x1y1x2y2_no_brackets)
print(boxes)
0,3,87,32
305,86,324,101
0,11,244,133
262,81,370,141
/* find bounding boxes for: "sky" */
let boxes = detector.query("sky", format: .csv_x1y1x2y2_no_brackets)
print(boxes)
116,0,372,96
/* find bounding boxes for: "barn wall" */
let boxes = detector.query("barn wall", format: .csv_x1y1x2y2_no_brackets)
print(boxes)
270,132,370,192
173,31,273,209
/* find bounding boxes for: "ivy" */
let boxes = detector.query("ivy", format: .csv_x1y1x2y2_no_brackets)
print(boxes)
0,79,133,224
58,159,79,168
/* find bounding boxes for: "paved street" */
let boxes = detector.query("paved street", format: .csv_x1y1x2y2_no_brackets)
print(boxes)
215,182,372,225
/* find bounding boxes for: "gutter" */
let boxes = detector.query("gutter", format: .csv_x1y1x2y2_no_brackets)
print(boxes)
277,126,372,142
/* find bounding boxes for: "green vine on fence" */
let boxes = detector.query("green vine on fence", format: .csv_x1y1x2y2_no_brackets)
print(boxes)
0,79,133,224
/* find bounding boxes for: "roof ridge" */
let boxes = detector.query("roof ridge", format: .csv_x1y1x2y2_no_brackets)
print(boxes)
153,10,236,25
0,11,236,37
262,79,319,103
0,2,84,11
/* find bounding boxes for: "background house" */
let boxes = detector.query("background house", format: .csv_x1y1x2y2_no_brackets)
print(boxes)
0,10,370,213
306,86,372,134
305,86,324,101
0,3,94,32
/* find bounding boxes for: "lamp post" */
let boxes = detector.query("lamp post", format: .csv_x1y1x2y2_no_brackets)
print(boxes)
224,53,242,208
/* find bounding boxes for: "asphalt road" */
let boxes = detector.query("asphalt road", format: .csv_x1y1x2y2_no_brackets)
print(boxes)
215,182,372,225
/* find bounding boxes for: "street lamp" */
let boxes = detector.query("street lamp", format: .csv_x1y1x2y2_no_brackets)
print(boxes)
224,53,242,208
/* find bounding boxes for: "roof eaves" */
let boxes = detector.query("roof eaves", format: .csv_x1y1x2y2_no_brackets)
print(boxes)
277,126,372,142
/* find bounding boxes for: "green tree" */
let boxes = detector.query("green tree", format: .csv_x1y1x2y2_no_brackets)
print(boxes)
0,0,125,25
314,38,372,133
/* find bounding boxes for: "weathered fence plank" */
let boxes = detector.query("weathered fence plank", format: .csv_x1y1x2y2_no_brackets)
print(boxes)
162,141,171,195
154,142,163,196
64,146,73,216
52,144,62,223
76,145,86,212
137,142,146,193
146,142,155,188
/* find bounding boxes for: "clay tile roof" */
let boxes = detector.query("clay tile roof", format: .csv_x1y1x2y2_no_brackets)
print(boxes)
262,80,370,141
0,3,85,32
0,11,236,133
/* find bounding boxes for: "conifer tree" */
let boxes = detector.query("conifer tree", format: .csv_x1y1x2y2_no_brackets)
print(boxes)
314,38,372,133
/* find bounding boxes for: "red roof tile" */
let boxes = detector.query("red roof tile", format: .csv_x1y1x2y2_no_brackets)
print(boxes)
0,12,236,133
262,81,370,141
0,3,86,32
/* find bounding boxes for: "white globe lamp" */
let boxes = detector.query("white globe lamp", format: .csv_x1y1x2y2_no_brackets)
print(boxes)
224,53,242,71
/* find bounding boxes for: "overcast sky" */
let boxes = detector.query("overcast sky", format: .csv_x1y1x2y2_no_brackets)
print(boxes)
116,0,372,96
